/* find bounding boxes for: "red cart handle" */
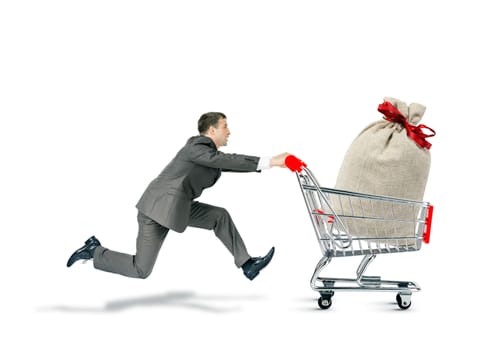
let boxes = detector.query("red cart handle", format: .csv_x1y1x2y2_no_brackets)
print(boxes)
423,205,434,244
285,155,307,172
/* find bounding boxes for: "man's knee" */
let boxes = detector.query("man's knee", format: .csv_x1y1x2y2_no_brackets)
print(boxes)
214,206,229,218
136,268,152,279
211,207,234,234
135,262,154,279
212,207,231,224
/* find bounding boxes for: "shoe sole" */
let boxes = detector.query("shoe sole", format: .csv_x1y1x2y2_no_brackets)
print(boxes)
245,271,259,281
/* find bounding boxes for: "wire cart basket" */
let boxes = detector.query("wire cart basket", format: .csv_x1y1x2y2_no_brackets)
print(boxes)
285,156,434,310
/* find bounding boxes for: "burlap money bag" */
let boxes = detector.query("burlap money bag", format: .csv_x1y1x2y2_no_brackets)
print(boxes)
333,97,435,247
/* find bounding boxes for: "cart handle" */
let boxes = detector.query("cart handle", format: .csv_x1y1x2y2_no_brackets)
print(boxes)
285,155,307,172
423,205,434,244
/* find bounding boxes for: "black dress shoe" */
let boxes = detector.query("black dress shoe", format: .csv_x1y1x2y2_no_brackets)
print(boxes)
66,236,101,267
242,247,275,280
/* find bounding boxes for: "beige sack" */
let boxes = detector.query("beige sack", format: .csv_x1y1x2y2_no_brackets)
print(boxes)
333,97,434,247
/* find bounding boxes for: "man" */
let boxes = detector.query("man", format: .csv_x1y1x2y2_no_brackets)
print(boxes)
67,112,289,280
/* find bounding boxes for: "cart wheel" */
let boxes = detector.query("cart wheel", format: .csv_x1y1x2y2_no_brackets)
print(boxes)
396,293,412,310
318,294,333,309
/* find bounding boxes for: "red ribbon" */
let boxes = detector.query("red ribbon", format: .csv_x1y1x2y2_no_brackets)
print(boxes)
377,101,436,150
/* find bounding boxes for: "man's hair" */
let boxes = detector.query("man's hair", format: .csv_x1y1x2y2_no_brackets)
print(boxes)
198,112,226,135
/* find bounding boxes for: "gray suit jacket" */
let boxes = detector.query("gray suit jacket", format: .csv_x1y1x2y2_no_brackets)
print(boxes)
136,135,260,232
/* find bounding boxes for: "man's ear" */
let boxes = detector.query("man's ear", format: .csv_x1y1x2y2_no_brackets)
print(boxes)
208,125,216,135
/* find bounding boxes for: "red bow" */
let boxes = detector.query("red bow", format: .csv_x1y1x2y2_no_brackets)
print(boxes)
378,101,436,150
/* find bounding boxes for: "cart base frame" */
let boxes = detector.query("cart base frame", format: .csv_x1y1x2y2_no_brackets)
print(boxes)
311,254,420,309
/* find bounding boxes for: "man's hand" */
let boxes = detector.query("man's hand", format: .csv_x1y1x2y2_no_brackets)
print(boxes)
270,152,290,168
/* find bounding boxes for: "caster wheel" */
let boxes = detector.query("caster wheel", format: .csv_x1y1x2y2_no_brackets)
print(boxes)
396,293,412,310
318,294,333,309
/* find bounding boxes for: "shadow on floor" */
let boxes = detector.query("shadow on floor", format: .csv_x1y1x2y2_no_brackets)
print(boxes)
37,290,265,314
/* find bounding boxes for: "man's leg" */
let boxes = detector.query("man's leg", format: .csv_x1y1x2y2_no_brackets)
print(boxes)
188,202,251,268
93,211,169,278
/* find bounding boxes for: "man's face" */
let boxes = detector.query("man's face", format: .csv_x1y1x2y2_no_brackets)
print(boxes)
211,118,231,148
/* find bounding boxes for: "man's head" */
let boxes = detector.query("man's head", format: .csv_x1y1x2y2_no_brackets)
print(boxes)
198,112,230,148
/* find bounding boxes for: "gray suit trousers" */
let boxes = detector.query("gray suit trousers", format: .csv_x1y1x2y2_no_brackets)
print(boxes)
93,202,251,278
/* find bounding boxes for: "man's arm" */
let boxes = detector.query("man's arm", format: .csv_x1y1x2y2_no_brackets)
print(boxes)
189,143,289,172
256,154,288,170
188,143,260,172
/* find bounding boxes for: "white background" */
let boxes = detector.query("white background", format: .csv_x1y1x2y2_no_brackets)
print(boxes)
1,0,479,349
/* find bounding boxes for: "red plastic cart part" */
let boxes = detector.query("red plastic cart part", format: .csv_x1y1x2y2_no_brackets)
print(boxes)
423,205,434,244
316,209,334,223
285,155,307,172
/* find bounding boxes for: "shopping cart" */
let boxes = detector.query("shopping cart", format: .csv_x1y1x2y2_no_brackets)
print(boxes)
285,155,434,310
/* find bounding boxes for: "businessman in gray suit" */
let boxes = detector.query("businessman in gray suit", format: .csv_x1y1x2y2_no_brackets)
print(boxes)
67,112,289,280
